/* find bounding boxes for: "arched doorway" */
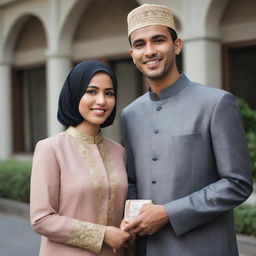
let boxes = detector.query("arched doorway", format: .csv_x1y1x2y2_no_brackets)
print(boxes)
12,15,47,153
221,0,256,109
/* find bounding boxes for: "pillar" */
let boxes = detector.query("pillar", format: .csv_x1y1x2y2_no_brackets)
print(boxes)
183,37,222,89
0,63,12,159
46,55,72,136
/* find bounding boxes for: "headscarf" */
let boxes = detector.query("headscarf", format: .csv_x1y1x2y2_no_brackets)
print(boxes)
57,60,117,128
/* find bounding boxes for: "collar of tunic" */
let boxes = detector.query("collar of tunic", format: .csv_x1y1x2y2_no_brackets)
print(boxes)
66,126,103,145
149,72,189,101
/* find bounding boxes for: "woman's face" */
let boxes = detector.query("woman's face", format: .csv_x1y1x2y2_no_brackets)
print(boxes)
78,72,115,127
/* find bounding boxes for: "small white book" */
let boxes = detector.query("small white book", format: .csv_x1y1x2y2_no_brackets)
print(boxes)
124,199,152,220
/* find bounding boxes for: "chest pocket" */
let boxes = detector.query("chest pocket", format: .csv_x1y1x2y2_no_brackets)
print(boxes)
169,133,202,160
168,133,202,196
170,132,201,145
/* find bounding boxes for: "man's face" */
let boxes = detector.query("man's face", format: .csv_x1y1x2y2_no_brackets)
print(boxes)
129,25,181,81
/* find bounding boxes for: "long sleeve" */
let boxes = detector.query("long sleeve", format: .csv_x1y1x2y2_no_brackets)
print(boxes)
121,113,137,199
165,93,253,236
30,140,105,254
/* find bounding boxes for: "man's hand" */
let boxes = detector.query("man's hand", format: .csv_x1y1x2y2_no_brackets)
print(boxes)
123,204,169,236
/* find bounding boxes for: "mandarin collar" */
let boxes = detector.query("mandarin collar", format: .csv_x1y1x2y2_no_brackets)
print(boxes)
66,126,103,145
149,73,189,101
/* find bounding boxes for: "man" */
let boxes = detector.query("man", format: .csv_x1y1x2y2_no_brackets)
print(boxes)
121,4,252,256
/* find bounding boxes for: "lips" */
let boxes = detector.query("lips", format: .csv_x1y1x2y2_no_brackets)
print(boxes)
91,109,105,113
91,108,107,116
143,58,161,68
145,60,160,65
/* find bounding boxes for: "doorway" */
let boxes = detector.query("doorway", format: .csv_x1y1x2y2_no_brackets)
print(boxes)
223,40,256,109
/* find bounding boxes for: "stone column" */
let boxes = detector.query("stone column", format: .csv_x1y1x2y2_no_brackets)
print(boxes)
0,63,12,159
183,37,222,89
46,55,72,136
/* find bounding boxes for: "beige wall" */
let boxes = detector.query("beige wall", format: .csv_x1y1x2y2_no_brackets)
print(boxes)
0,0,256,158
14,16,46,67
221,0,256,42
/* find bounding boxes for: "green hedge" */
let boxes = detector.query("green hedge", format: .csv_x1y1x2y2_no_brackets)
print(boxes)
234,204,256,236
247,132,256,180
0,159,32,203
237,98,256,132
236,98,256,180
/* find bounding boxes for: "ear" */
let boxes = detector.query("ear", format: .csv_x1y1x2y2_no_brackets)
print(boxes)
174,38,182,55
129,48,136,64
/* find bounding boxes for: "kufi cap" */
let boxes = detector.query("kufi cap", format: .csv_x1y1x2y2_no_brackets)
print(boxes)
127,4,176,36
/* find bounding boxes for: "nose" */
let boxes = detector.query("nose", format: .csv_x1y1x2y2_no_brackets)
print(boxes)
96,93,106,105
145,42,156,57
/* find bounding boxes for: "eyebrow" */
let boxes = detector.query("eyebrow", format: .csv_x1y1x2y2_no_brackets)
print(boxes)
152,34,168,40
87,85,115,90
132,34,168,46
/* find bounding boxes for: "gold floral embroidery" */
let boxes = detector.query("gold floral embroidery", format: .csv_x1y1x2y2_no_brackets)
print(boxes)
66,126,103,145
83,145,107,225
65,220,105,253
66,126,121,225
98,143,120,224
67,127,106,225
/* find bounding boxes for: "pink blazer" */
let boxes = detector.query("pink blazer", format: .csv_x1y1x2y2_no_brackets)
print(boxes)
30,127,128,256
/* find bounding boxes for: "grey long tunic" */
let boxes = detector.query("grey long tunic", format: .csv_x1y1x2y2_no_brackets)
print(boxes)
121,73,252,256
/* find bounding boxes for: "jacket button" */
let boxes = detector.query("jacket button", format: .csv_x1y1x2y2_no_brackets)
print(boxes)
154,129,159,134
152,180,156,184
156,106,162,111
152,156,157,161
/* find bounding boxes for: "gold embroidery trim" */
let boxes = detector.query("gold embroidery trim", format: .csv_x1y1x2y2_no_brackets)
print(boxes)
66,126,103,145
65,220,105,253
98,143,120,224
76,140,106,225
67,127,106,225
67,126,121,226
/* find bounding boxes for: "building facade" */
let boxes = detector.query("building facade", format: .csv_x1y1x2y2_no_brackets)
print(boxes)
0,0,255,159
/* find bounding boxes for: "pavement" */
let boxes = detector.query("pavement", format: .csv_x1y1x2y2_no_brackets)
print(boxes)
0,198,255,256
0,213,40,256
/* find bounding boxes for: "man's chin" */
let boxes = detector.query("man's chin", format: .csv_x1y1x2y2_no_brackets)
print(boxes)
144,72,163,80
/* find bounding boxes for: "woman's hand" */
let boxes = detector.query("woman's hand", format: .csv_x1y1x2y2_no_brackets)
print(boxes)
104,226,130,253
120,219,136,246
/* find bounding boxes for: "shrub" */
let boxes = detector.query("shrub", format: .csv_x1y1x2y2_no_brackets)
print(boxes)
246,132,256,180
234,204,256,236
236,98,256,180
0,159,32,203
236,97,256,132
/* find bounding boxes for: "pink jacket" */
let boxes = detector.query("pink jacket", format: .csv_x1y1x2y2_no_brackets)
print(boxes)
30,127,128,256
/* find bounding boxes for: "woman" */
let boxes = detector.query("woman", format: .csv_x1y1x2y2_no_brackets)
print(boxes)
30,60,129,256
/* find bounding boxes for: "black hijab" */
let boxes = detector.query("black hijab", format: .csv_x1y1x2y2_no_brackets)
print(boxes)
57,60,117,128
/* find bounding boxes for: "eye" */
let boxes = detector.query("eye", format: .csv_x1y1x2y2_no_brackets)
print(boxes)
154,38,165,44
133,41,145,49
105,91,115,97
85,89,97,95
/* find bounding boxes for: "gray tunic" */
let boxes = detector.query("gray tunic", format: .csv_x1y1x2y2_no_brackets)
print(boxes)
121,73,252,256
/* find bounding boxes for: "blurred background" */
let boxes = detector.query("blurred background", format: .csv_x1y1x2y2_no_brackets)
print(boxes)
0,0,255,157
0,0,255,255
